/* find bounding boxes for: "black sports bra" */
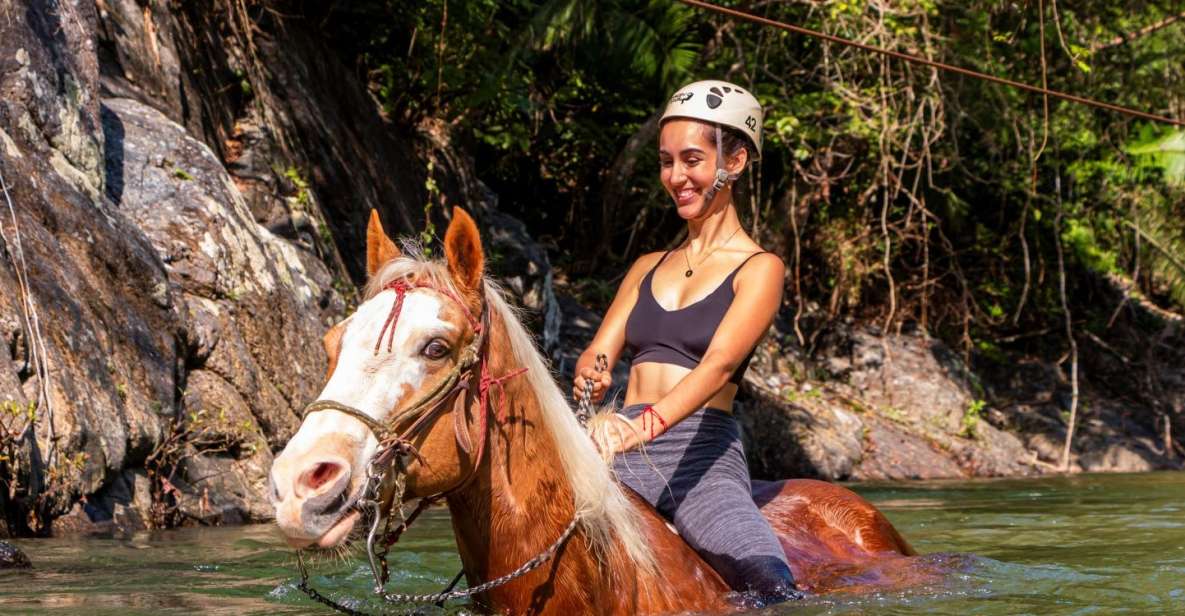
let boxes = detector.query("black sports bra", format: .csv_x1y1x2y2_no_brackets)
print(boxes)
624,251,768,385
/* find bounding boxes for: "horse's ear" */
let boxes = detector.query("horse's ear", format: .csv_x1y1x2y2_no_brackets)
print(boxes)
443,207,484,293
367,209,401,277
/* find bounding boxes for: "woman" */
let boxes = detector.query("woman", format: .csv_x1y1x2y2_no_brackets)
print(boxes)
573,80,798,603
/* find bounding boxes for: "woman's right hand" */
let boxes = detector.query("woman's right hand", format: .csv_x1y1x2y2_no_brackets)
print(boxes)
573,366,612,404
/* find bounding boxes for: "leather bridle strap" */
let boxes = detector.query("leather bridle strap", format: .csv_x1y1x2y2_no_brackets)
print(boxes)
300,400,387,435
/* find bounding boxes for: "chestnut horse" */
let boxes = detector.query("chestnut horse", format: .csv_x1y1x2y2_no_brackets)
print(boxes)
269,208,916,614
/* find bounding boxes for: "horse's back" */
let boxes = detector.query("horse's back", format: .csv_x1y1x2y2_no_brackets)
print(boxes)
753,478,917,593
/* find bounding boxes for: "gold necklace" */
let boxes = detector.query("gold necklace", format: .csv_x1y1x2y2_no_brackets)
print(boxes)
682,226,742,277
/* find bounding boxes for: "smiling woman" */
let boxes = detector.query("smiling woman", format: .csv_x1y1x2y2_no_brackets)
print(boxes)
573,79,801,602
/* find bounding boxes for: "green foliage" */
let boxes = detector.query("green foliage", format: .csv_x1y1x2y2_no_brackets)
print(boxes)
1127,128,1185,187
961,399,986,439
323,0,1185,330
1062,219,1119,275
283,166,311,208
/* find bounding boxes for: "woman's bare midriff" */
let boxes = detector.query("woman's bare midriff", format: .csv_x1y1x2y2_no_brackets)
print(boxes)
624,362,737,412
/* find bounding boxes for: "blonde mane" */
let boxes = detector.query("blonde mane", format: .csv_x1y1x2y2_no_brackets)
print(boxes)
366,247,655,572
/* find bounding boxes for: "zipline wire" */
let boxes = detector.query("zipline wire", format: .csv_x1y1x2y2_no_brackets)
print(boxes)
676,0,1185,127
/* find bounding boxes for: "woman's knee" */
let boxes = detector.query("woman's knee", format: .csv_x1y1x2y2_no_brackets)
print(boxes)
702,552,800,598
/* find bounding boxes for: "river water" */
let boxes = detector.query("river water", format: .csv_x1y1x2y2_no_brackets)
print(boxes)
1,472,1182,615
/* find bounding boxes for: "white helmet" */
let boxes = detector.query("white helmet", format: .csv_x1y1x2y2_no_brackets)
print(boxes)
661,80,763,160
660,80,763,205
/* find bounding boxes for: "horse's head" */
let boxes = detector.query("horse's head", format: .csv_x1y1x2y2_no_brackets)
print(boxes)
269,208,489,549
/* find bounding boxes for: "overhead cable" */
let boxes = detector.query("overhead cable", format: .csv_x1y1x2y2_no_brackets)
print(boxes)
677,0,1184,127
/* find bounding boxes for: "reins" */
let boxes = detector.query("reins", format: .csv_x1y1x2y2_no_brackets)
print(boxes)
294,277,575,614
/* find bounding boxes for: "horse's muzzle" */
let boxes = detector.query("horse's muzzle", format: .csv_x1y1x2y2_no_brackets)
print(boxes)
271,433,370,547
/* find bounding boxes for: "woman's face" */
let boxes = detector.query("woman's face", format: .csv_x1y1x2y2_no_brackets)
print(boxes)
658,119,744,220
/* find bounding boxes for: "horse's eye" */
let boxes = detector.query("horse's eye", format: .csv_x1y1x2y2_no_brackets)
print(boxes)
422,338,450,360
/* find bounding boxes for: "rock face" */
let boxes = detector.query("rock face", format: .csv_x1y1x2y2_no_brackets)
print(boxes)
0,0,560,536
100,97,342,525
96,0,428,280
979,328,1185,474
0,3,343,535
738,327,1037,481
0,0,178,534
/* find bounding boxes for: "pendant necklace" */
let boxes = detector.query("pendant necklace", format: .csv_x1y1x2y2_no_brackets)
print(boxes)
683,226,742,277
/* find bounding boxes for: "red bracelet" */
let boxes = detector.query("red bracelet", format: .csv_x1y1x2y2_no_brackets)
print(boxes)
640,405,668,440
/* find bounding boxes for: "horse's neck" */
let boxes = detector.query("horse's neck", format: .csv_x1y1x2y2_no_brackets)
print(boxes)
445,323,592,606
444,323,729,614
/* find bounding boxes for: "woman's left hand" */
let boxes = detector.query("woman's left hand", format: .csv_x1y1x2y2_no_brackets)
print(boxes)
591,414,646,458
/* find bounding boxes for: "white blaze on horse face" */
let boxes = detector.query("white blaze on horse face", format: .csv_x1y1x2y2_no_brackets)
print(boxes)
274,289,454,505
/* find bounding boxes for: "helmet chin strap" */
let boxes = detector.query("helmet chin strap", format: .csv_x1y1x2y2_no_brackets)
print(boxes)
701,124,739,207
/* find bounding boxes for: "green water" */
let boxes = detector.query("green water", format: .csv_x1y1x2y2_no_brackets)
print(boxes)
1,472,1183,615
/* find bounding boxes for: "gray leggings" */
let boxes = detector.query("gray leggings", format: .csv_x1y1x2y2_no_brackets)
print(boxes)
613,403,795,594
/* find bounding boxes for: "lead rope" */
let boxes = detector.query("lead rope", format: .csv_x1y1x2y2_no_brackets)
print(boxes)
574,353,608,427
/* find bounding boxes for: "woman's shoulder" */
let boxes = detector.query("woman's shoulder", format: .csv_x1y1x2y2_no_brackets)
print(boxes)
615,250,668,289
628,251,668,275
733,235,784,267
734,249,785,282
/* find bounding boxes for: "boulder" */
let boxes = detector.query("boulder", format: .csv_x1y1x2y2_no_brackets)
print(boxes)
734,379,865,480
981,350,1184,473
740,326,1037,480
87,469,154,532
96,0,426,281
99,97,343,524
0,541,31,569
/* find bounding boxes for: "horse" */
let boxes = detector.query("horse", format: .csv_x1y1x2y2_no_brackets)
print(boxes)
269,207,918,614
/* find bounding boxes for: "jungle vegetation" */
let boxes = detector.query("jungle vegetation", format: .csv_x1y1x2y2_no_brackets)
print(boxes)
320,0,1185,368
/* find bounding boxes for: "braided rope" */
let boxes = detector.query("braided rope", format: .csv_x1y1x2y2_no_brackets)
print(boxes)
301,400,387,434
574,353,607,427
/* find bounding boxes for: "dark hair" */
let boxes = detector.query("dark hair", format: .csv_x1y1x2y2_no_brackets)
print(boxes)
699,123,753,168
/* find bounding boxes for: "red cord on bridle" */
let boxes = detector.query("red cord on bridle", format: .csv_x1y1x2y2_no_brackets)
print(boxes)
372,276,526,426
374,278,482,355
482,364,529,424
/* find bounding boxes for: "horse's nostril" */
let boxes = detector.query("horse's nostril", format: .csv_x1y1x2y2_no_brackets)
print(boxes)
309,462,337,489
296,460,347,498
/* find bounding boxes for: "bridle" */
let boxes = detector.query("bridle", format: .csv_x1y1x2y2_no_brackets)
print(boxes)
293,277,575,614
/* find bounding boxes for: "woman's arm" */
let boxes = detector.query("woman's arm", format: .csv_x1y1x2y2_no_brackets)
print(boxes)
572,252,665,402
612,253,785,451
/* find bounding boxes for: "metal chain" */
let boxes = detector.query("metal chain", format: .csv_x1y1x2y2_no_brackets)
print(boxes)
379,516,579,605
296,515,579,615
